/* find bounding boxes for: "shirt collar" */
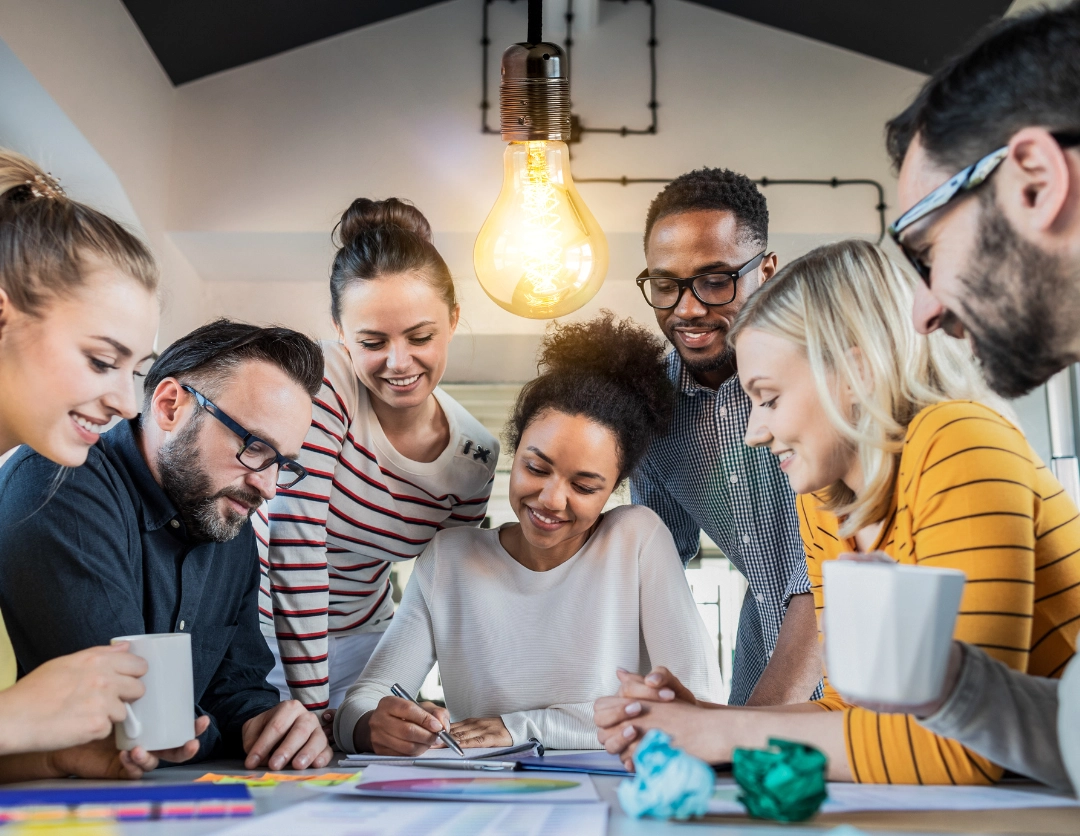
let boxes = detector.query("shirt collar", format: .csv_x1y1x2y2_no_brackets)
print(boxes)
102,418,181,532
667,350,743,400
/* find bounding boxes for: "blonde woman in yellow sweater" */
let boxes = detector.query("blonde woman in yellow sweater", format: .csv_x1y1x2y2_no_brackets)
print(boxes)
594,239,1080,784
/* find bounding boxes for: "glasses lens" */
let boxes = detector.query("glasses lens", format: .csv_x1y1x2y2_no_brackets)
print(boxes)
277,464,305,489
693,274,736,305
642,278,681,309
900,243,932,287
240,439,277,471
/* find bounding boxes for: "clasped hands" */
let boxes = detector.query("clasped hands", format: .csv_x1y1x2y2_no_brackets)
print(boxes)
363,695,512,754
594,666,720,769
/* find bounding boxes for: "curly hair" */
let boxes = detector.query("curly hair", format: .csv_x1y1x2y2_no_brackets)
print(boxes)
644,167,769,249
505,312,674,481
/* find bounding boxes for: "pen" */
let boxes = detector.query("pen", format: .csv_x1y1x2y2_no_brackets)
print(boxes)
411,759,520,771
390,683,464,757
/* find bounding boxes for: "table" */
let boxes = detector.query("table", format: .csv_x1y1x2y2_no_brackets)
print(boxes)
26,761,1080,836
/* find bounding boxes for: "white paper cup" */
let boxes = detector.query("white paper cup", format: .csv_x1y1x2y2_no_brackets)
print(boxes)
823,562,966,705
111,632,194,751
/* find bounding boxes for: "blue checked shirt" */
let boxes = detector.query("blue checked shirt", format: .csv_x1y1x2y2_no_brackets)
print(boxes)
630,352,820,705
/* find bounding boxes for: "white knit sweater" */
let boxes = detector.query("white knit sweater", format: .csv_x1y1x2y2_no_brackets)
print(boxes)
335,504,724,751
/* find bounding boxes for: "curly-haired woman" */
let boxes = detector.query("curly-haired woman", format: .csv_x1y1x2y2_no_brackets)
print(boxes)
333,313,724,754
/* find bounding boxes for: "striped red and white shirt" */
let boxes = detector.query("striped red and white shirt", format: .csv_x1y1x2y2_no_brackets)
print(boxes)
254,341,498,710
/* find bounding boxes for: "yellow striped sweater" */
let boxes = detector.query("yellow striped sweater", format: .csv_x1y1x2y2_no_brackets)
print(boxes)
800,401,1080,784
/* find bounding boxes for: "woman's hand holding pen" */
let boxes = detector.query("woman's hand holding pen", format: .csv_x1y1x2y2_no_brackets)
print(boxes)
365,696,451,756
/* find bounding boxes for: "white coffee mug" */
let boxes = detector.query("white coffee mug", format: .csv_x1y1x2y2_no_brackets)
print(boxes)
110,632,194,751
823,561,966,705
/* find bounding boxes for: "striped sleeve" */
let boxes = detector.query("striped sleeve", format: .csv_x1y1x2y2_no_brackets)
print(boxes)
797,494,845,712
440,475,495,531
265,374,350,711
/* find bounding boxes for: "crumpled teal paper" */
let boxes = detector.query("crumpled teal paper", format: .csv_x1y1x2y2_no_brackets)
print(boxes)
732,737,828,822
616,729,714,820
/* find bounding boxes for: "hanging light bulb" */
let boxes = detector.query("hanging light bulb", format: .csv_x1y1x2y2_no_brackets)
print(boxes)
473,6,608,319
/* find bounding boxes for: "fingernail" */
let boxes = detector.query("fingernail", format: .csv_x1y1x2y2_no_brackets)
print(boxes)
659,688,675,700
623,726,636,739
296,756,309,769
646,674,662,686
625,702,641,715
616,667,628,673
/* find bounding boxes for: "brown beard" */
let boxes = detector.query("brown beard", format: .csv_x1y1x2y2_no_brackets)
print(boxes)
955,192,1080,398
157,415,263,543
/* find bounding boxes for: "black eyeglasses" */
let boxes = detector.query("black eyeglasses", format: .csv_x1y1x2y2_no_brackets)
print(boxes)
181,385,308,490
636,251,768,310
889,130,1080,286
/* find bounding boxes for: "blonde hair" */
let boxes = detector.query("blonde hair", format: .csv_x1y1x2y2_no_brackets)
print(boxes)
729,239,1012,536
0,148,158,314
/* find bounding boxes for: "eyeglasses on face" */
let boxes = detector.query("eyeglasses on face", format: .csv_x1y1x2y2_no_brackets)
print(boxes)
889,129,1080,287
636,251,768,310
181,384,308,490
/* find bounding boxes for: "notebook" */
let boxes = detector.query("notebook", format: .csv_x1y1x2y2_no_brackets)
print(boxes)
338,738,543,768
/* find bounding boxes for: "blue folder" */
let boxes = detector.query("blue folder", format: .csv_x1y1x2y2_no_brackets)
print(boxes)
517,752,631,776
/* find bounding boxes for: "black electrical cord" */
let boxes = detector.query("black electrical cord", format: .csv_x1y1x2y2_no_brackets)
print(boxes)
575,176,889,243
565,0,658,136
481,0,657,137
528,0,543,45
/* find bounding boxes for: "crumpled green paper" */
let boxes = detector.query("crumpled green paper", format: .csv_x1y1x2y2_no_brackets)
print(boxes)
616,729,714,820
732,738,828,822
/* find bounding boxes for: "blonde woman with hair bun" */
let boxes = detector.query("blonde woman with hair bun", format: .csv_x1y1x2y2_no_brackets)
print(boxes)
0,149,205,780
594,239,1080,786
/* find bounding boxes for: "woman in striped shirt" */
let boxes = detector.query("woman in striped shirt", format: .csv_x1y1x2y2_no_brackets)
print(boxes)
594,239,1080,784
255,198,498,713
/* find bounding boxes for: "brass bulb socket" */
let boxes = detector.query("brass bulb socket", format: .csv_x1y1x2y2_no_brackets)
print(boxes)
499,42,571,142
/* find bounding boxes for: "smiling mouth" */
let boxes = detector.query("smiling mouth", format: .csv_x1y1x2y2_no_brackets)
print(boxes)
71,412,108,437
384,374,422,387
526,506,569,529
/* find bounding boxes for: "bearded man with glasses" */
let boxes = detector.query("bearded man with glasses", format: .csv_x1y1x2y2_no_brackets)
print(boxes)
0,319,333,774
628,168,823,708
830,0,1080,795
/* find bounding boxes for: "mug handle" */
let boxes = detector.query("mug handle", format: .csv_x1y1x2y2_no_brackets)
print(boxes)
122,703,142,740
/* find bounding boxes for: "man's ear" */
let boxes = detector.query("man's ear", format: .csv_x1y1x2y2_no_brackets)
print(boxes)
149,378,190,433
759,252,779,284
999,127,1075,240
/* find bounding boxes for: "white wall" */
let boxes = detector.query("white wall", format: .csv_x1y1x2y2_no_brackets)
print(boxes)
0,0,205,343
162,0,926,358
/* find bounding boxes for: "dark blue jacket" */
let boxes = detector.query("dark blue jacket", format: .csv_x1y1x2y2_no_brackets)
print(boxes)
0,419,279,760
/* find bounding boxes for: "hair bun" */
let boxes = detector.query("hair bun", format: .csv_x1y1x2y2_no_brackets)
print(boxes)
0,150,66,205
335,197,433,247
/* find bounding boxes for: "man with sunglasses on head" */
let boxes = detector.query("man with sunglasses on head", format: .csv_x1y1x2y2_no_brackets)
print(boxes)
0,319,332,774
629,169,822,707
837,1,1080,793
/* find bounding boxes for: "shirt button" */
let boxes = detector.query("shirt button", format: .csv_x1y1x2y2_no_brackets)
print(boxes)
178,620,185,630
742,534,751,544
170,520,180,529
719,406,728,417
729,473,739,484
755,593,765,603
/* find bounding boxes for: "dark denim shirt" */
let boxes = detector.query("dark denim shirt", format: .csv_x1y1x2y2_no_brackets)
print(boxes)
0,419,279,760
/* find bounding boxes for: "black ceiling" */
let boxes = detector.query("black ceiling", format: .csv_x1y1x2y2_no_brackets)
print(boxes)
123,0,1012,86
688,1,1013,75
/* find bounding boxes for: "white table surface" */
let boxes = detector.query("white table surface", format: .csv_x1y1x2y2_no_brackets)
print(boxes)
94,760,939,836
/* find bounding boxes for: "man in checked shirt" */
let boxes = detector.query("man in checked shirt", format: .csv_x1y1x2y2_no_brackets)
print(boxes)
630,169,822,705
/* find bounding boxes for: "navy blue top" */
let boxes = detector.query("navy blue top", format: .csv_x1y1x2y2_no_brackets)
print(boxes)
0,419,279,760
